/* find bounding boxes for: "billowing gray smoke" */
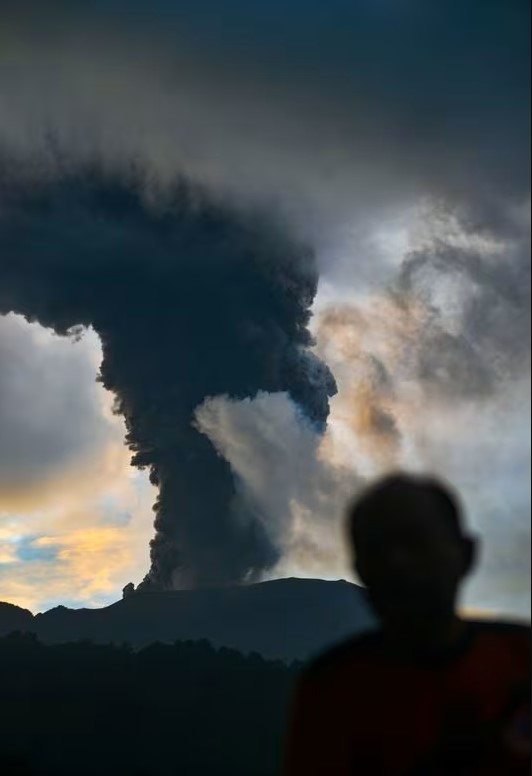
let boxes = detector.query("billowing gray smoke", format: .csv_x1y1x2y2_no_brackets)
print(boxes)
0,159,336,589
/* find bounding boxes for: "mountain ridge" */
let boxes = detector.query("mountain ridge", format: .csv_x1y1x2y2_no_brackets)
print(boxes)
0,577,376,661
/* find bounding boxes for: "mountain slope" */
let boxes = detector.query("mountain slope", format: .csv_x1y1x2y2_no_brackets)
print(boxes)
0,578,376,661
0,601,34,634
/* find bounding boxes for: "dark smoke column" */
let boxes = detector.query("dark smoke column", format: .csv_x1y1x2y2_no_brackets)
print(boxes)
0,162,336,590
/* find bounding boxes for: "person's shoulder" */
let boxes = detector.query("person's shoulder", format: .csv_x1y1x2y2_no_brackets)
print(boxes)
467,618,530,659
467,618,530,638
305,629,384,681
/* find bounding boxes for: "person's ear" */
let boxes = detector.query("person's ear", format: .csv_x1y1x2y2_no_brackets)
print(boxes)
354,555,369,587
461,535,479,578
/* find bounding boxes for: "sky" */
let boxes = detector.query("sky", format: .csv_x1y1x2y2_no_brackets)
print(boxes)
0,0,530,614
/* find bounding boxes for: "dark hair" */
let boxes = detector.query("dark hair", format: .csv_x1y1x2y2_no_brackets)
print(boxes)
348,473,465,547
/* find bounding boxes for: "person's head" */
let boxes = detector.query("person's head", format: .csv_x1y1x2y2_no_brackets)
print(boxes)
348,474,477,638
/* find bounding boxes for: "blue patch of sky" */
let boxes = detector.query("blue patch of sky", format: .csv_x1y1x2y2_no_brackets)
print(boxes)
97,495,132,528
15,535,61,564
36,597,91,613
38,592,116,613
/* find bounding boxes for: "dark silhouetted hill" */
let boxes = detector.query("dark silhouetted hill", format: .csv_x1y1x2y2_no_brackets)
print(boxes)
0,578,376,661
0,634,298,776
0,602,34,634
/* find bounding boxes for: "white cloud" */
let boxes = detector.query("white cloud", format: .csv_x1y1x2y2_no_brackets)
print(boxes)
0,314,154,611
196,392,355,580
0,313,128,510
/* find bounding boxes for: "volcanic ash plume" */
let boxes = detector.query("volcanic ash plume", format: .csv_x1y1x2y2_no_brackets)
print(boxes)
0,161,336,590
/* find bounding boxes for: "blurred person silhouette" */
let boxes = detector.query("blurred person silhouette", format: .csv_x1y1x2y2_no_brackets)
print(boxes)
284,474,531,775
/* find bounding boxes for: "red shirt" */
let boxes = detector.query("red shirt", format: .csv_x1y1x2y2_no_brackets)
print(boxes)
284,621,530,775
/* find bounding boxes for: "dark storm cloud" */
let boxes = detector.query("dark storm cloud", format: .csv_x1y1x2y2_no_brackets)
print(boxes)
0,0,529,595
397,199,531,399
0,0,528,234
0,160,335,589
